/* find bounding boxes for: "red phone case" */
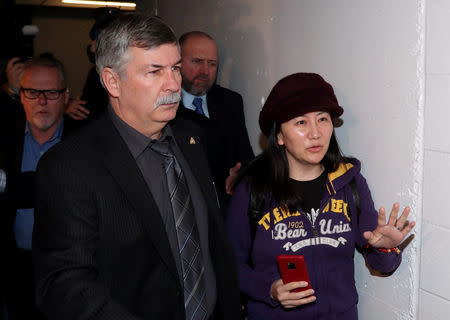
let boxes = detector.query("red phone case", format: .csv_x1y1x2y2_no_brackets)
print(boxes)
277,255,312,292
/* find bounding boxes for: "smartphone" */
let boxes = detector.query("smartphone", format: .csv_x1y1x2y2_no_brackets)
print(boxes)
277,254,312,292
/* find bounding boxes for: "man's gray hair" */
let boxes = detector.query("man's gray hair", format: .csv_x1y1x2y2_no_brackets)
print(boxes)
96,14,178,87
21,55,66,87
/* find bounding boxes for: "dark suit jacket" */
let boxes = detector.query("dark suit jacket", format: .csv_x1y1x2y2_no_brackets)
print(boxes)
33,111,241,320
0,92,26,303
177,84,254,201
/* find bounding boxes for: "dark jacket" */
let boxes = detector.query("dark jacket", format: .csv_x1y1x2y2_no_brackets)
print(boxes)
33,111,241,320
177,84,254,207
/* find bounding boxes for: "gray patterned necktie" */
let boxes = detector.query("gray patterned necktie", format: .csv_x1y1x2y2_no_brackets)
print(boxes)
151,139,207,320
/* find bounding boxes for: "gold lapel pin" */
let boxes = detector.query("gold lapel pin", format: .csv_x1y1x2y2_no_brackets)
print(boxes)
190,137,196,145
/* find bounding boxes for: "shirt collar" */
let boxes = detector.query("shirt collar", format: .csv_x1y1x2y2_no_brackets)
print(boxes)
182,88,206,109
25,118,64,144
108,107,175,159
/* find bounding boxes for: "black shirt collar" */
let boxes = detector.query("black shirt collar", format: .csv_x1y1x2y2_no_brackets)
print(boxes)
108,106,175,159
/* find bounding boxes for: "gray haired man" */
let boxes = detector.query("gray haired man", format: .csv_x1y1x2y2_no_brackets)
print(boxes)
1,56,69,320
33,14,240,320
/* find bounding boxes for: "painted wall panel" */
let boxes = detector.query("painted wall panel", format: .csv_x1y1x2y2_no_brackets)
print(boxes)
423,150,450,229
418,290,450,320
423,0,450,315
420,222,450,300
425,75,450,152
426,0,450,74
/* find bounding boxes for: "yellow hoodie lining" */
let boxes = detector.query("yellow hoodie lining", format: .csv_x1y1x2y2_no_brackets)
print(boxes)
326,163,354,195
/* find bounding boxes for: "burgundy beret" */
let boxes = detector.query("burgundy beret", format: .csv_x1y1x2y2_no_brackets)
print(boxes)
259,73,344,136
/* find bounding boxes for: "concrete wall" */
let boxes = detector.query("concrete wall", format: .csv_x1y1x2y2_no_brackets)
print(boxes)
158,1,425,319
421,0,450,318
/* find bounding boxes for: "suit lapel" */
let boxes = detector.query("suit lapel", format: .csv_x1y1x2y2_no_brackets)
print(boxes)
171,120,219,212
206,87,218,120
97,114,179,280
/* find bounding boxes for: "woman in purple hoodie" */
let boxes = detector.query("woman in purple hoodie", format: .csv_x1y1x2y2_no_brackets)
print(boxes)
225,73,415,320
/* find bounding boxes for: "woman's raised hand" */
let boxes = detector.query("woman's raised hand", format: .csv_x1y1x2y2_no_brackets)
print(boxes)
363,203,415,249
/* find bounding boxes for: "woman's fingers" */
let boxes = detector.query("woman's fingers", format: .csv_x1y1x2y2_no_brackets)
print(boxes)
363,231,373,240
284,281,308,291
387,203,400,226
395,206,411,230
282,295,316,308
377,207,386,226
280,289,316,308
367,204,414,248
273,280,316,308
401,220,415,236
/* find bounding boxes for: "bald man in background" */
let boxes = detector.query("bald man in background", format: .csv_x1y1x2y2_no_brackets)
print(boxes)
177,31,254,207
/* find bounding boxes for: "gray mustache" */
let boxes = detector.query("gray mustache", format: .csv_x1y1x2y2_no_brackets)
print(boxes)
154,92,181,109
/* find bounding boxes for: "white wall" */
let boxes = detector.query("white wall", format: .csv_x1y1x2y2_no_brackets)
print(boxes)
421,0,450,318
158,1,424,319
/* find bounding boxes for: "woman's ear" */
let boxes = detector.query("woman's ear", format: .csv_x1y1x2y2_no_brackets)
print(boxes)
101,67,120,98
277,130,285,146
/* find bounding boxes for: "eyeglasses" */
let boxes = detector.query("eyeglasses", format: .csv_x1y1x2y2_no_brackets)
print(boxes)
20,88,66,100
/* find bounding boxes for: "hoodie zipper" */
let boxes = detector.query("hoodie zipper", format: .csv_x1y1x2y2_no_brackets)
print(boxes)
305,191,334,238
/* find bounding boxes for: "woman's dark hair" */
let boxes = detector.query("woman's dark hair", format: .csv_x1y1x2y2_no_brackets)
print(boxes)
235,120,349,216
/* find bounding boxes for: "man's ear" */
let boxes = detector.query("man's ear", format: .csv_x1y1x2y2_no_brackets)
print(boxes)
101,67,121,98
64,88,69,105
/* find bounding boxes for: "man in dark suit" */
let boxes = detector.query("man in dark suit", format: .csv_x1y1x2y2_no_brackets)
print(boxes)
0,56,70,320
178,31,254,199
33,14,241,320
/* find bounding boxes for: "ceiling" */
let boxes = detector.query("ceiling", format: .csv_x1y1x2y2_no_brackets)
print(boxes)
14,0,136,11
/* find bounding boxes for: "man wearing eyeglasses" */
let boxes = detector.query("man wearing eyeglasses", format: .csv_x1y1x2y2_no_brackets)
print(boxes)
0,56,70,320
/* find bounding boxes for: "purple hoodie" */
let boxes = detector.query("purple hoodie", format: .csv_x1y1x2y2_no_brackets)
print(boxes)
225,159,401,320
